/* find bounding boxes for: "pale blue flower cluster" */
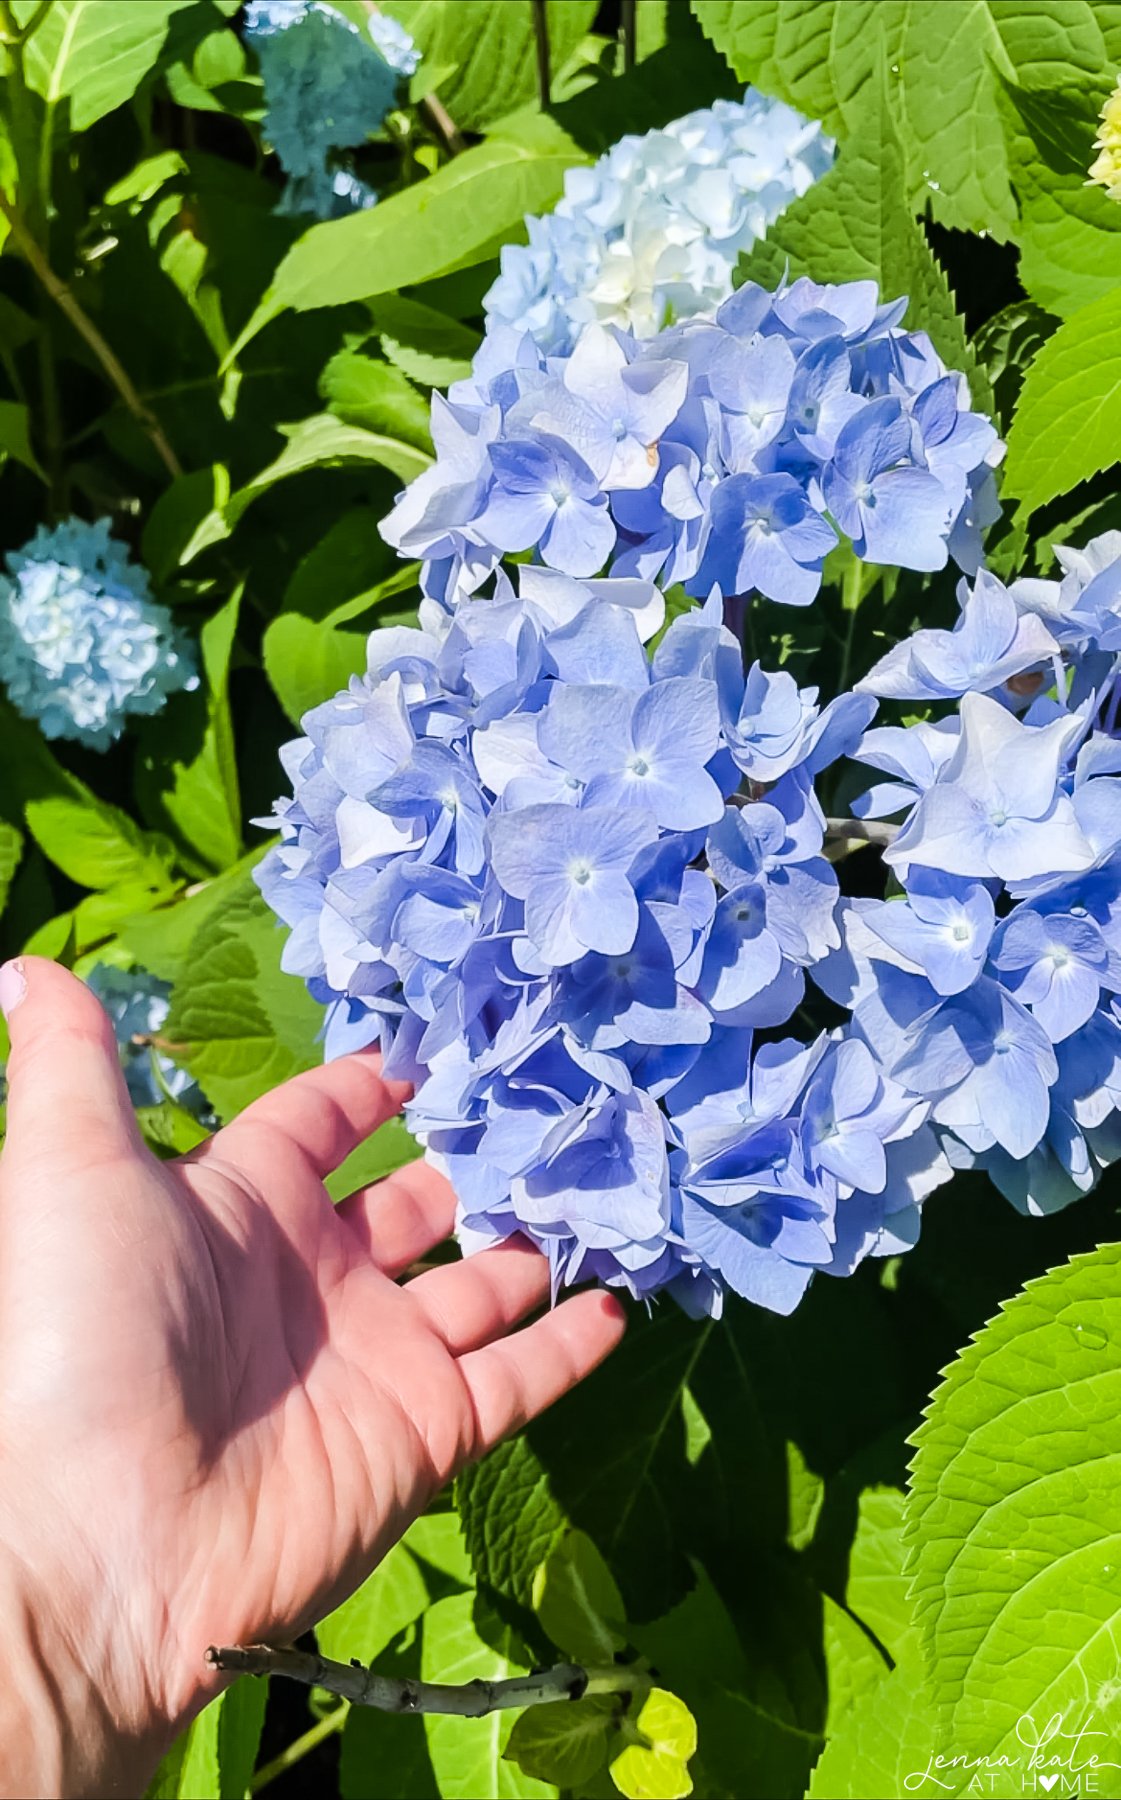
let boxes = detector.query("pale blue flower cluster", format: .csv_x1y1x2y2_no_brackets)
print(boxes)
825,536,1121,1218
382,285,1003,621
0,518,196,750
484,92,835,354
85,965,212,1120
243,1,417,218
255,572,950,1314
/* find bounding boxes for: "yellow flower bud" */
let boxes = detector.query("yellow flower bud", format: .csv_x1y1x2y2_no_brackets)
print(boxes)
1088,78,1121,199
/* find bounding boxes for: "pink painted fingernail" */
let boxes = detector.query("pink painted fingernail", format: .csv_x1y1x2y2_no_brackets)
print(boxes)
0,960,27,1019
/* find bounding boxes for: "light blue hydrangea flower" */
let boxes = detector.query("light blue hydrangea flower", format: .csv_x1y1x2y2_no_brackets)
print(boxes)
85,964,213,1121
0,517,196,750
253,569,945,1319
243,0,416,218
823,529,1121,1221
382,283,1004,617
484,91,835,354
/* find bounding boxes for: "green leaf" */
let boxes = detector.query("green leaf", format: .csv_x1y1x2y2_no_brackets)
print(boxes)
844,1488,912,1664
382,1,598,131
505,1697,617,1792
0,399,44,480
136,1097,211,1157
0,820,23,921
805,1656,938,1799
973,300,1058,429
166,872,323,1121
610,1689,696,1800
281,509,401,623
118,846,270,985
736,70,986,411
368,294,480,389
690,1,845,132
150,1679,266,1800
321,351,433,452
457,1435,569,1609
905,1240,1121,1757
420,1592,557,1799
339,1632,439,1800
317,1543,430,1664
24,790,177,894
229,116,585,352
404,1513,474,1588
136,585,243,875
821,1595,892,1736
262,611,369,728
141,465,231,582
21,0,194,130
324,1114,423,1203
532,1530,626,1665
226,414,431,526
1002,285,1121,513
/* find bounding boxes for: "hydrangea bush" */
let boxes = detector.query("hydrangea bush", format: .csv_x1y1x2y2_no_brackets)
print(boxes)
2,3,1121,1797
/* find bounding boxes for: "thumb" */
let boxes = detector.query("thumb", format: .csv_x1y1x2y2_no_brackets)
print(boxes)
1,957,144,1168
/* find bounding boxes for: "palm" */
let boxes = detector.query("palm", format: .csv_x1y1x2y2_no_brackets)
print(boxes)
0,960,624,1734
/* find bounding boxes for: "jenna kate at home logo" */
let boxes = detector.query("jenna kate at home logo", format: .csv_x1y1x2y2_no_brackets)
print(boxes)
903,1712,1121,1796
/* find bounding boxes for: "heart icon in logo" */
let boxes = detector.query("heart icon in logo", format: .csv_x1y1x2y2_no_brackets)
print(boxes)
1039,1778,1060,1793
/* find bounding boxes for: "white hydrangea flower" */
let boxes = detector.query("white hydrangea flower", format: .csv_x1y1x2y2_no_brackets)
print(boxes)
485,90,835,353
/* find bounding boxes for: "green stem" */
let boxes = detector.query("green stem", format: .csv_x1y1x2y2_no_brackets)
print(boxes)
530,0,550,107
837,556,869,696
250,1705,348,1793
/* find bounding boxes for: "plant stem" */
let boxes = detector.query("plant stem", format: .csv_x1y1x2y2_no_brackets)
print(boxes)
0,190,183,479
621,0,637,71
250,1705,348,1793
531,0,550,107
207,1643,643,1716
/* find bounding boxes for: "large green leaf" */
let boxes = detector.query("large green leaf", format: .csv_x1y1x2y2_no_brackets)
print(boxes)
420,1592,557,1800
736,68,986,410
321,351,433,451
166,874,323,1121
226,414,431,526
262,612,369,728
19,0,193,129
316,1543,430,1664
690,0,847,132
457,1435,569,1610
136,586,243,875
0,399,44,480
0,820,23,921
905,1240,1121,1758
377,1,598,132
805,1657,938,1799
1002,285,1121,513
368,294,480,389
323,1115,423,1203
149,1679,267,1800
1005,80,1121,319
229,115,585,353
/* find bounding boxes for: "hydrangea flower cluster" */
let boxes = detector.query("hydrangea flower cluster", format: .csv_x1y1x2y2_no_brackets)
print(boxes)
255,566,958,1316
0,518,196,750
244,1,417,218
823,535,1121,1217
382,283,1004,620
484,92,835,354
85,965,212,1120
1088,77,1121,202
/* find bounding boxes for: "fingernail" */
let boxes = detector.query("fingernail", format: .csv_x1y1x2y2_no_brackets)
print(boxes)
0,960,27,1019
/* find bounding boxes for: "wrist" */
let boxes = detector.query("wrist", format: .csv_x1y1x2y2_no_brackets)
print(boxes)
0,1543,174,1799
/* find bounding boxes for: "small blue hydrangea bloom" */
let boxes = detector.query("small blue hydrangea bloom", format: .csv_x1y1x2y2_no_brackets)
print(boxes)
244,1,416,218
484,90,836,354
85,964,212,1121
0,517,196,750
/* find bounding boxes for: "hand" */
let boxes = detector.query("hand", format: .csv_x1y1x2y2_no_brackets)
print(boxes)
0,957,625,1798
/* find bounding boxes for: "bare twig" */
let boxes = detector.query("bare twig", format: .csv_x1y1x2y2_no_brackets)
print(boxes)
206,1643,642,1716
0,192,182,478
530,0,551,108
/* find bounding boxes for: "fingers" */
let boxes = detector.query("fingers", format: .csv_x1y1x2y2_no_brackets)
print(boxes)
211,1050,411,1181
458,1289,627,1448
408,1238,552,1355
337,1158,457,1277
0,956,144,1170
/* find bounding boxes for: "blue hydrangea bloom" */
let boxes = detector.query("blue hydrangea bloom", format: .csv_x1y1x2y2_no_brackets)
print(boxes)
825,529,1121,1219
484,91,835,354
255,576,930,1316
244,1,415,218
0,518,196,750
382,285,1004,617
85,965,212,1120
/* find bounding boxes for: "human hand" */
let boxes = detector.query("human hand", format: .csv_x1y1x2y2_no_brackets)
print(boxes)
0,957,625,1798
